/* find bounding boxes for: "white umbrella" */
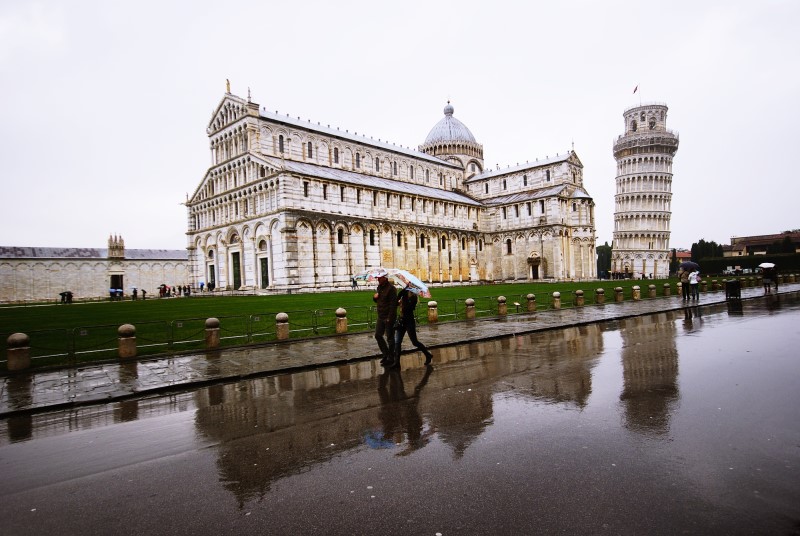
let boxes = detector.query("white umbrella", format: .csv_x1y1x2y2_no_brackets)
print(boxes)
386,269,431,298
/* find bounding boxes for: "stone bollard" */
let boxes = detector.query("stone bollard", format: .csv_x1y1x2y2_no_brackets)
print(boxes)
276,313,289,341
615,287,624,302
526,293,536,312
7,333,31,371
575,290,585,307
700,280,707,293
552,291,561,309
465,298,476,319
711,280,719,291
428,301,439,323
118,324,137,359
632,285,641,301
335,307,348,334
205,317,220,348
648,284,656,299
497,296,507,316
663,283,671,297
595,288,605,304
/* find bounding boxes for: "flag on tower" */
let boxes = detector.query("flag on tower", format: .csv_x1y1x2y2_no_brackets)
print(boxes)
633,85,639,94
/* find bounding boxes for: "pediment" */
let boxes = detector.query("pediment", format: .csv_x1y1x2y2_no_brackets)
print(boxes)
207,94,249,134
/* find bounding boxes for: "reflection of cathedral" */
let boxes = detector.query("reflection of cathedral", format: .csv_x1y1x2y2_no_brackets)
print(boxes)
618,313,680,435
185,87,596,292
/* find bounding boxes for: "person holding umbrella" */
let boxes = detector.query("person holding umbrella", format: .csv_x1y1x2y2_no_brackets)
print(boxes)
389,283,434,368
371,269,397,366
678,261,700,302
760,262,777,294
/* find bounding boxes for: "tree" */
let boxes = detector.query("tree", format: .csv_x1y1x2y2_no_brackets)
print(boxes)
691,239,723,260
596,242,612,279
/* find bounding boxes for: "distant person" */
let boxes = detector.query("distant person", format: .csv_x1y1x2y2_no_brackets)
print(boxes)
59,291,68,304
200,282,205,292
372,271,397,366
351,277,357,290
762,266,777,294
141,289,147,300
689,270,700,300
132,288,138,301
390,284,433,368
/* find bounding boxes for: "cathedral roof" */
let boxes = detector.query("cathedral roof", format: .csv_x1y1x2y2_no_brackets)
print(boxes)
423,102,477,145
482,185,591,206
255,154,483,207
465,153,578,183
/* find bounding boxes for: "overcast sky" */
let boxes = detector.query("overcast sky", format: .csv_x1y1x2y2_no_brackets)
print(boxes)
2,0,798,251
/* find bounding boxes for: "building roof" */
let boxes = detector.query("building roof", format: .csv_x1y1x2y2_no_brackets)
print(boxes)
255,154,484,207
466,153,575,183
423,102,478,145
0,247,188,260
481,185,591,206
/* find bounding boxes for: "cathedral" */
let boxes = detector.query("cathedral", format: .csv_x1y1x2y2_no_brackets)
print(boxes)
185,87,597,292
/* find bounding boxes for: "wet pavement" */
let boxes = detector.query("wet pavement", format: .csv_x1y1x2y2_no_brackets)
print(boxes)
1,283,798,417
0,286,798,535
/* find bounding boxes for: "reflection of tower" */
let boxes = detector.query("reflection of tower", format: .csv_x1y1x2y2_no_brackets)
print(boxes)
612,104,679,278
618,313,680,436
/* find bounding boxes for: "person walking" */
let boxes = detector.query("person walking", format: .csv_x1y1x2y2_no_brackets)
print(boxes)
372,270,397,366
389,283,433,368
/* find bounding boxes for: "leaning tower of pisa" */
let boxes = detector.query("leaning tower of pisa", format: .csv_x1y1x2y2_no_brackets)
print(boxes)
611,104,679,279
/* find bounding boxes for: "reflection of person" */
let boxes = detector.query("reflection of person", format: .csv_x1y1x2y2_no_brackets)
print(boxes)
679,269,691,301
372,272,397,366
390,284,433,368
377,366,434,455
689,270,700,300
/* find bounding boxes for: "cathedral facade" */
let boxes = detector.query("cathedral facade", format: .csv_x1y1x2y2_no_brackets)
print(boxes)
185,89,596,292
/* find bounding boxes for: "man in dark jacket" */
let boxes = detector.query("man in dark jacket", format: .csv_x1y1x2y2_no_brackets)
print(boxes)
391,284,433,368
372,272,397,365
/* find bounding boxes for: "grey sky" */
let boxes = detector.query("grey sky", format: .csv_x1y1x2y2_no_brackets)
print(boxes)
1,0,798,250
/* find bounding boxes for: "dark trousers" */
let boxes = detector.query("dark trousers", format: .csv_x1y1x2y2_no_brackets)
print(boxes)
374,316,395,358
394,318,429,358
682,282,691,300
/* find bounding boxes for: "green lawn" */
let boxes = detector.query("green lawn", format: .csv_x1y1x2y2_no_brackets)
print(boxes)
0,278,692,369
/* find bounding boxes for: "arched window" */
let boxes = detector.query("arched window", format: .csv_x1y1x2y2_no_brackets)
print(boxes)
333,147,339,164
506,239,512,255
425,169,430,182
396,231,402,247
307,141,313,158
478,239,483,252
375,157,380,172
341,186,345,202
356,153,361,168
420,234,426,248
369,229,375,246
393,162,397,175
441,236,447,249
503,179,507,190
410,166,414,180
337,228,344,244
523,174,528,186
484,183,488,194
462,237,466,250
278,135,284,153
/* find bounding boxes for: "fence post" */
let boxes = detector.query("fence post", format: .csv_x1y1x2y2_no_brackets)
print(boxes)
335,307,348,334
427,301,439,323
497,296,507,316
663,283,671,297
118,324,137,359
595,288,605,305
7,333,31,371
615,287,624,302
205,317,220,348
632,286,641,301
575,290,585,307
711,279,719,291
552,291,561,309
700,280,708,293
526,293,536,312
648,284,656,299
276,312,289,340
465,298,476,319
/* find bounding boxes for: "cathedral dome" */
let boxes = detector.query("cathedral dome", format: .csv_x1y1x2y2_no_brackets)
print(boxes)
423,102,477,145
